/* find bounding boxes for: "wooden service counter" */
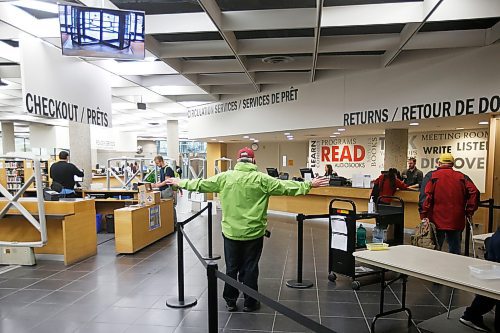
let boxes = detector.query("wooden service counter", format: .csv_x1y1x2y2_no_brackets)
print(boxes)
269,186,489,231
80,189,138,217
0,198,97,265
114,199,174,254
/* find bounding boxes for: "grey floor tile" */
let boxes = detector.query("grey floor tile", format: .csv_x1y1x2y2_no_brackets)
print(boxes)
0,289,53,304
93,307,148,324
113,295,162,308
30,319,83,333
0,317,40,332
224,312,274,331
273,314,319,333
0,278,39,289
36,290,87,305
55,303,109,322
125,325,176,333
320,302,364,317
76,322,130,333
26,279,72,291
180,310,231,329
133,308,188,327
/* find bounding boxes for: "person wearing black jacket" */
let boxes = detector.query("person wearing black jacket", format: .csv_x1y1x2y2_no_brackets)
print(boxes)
50,151,84,198
460,230,500,332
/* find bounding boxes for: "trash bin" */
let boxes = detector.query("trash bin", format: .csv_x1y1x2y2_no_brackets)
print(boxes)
95,214,103,233
105,214,115,233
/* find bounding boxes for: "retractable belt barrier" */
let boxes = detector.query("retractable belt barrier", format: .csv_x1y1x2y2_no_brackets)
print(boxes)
168,202,338,333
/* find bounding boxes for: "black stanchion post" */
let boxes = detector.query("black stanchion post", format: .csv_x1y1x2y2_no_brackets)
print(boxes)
286,214,313,289
488,198,494,233
207,261,219,333
166,225,198,308
203,202,221,260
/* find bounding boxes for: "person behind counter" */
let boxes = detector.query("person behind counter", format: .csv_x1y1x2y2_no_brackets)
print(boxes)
372,168,415,204
324,164,338,177
402,157,423,187
50,151,84,198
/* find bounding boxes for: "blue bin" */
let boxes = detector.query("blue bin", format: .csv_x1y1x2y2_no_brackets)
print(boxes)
96,214,103,233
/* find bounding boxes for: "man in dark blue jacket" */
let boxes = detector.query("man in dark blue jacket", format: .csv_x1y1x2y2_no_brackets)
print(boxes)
460,230,500,332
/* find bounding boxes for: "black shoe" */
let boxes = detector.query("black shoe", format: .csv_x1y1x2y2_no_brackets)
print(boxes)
243,302,260,312
460,316,490,332
226,300,237,312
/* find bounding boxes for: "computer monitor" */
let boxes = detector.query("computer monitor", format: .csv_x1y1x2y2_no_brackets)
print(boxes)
266,168,279,178
300,168,314,181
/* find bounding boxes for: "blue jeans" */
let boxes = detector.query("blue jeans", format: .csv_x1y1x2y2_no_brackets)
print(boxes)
436,230,462,254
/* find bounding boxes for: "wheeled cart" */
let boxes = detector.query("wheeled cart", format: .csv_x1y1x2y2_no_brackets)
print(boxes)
327,198,381,290
327,196,405,290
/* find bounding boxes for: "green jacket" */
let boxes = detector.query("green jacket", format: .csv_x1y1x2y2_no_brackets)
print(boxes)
179,162,312,241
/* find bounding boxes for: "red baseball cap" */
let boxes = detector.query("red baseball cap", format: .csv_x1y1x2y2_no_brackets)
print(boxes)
238,147,254,159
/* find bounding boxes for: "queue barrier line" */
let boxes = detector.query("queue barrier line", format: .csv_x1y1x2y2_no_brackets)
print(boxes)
169,202,338,333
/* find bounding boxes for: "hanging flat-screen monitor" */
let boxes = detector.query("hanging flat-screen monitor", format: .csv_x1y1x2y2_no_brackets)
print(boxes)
58,4,145,60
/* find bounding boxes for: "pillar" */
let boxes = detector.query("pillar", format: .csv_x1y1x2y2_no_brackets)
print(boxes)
166,120,179,166
384,129,408,172
206,143,227,200
68,122,92,188
1,122,15,154
485,117,500,231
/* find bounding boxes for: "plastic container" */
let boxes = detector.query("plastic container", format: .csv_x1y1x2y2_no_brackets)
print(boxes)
372,225,386,243
356,224,367,247
366,243,389,251
95,214,103,233
469,264,500,279
368,196,375,213
105,214,115,233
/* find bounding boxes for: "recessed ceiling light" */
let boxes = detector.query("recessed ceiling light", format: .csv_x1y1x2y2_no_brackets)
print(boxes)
284,132,290,136
409,122,419,126
218,140,224,143
288,137,294,140
243,135,249,139
337,128,346,132
333,132,341,135
286,135,293,138
211,138,217,141
456,127,464,130
254,140,259,143
330,135,337,138
249,138,255,141
479,121,489,125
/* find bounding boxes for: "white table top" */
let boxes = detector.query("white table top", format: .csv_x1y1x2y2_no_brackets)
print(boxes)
473,233,493,241
353,245,500,300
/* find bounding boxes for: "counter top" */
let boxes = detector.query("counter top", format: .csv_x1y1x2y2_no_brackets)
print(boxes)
308,186,419,203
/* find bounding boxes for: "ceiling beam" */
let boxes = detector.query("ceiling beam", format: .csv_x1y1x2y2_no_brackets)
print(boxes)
310,0,324,82
382,0,445,67
486,21,500,45
406,29,491,50
159,40,230,58
197,0,260,92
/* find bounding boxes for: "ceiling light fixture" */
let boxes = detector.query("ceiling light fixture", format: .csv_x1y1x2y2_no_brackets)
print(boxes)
284,132,290,136
243,135,249,139
249,138,255,141
254,140,259,143
218,140,224,143
330,135,337,138
288,137,294,140
262,56,294,64
333,132,340,135
456,127,464,130
337,128,346,132
479,121,489,125
211,138,217,141
409,122,419,126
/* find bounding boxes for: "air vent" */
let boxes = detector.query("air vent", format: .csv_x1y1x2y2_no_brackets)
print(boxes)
262,56,294,64
148,122,159,126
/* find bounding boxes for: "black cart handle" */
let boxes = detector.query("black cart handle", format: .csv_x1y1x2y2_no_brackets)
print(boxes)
329,198,357,213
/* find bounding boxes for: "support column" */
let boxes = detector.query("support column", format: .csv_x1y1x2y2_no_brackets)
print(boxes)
167,120,179,166
384,129,408,172
486,117,500,231
69,122,92,188
1,122,15,154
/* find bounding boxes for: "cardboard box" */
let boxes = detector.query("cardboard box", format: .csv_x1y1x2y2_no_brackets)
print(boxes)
144,191,161,205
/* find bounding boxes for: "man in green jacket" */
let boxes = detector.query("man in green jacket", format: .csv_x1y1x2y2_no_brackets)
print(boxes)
166,147,329,312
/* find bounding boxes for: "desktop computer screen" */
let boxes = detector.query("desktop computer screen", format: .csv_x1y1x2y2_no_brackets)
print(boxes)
266,168,279,178
300,168,314,181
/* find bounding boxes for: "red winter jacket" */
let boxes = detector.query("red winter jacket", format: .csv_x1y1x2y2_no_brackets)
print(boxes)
373,174,409,204
420,165,479,231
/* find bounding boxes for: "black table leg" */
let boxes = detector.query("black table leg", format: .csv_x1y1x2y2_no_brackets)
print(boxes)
371,271,412,333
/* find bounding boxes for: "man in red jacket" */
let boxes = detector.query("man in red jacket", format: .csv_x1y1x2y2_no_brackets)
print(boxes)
420,153,479,254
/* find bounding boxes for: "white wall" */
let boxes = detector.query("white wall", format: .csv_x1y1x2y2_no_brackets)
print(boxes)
187,44,500,139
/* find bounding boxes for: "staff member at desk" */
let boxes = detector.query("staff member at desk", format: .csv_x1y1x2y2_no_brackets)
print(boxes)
402,157,423,187
324,164,338,178
50,151,84,198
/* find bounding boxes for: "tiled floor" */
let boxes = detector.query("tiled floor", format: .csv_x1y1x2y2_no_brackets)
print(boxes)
0,201,479,333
